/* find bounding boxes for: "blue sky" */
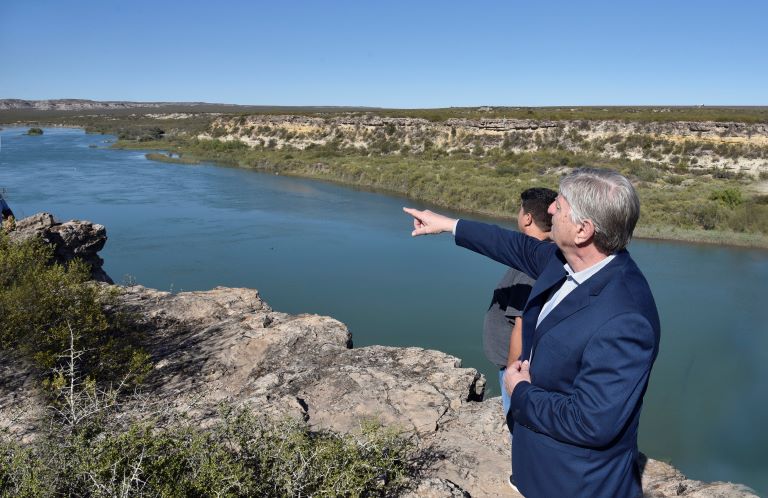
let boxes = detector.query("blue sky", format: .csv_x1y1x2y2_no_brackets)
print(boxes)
1,0,766,107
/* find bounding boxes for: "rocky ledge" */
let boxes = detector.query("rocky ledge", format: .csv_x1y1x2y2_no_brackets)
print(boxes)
7,212,112,283
0,215,757,497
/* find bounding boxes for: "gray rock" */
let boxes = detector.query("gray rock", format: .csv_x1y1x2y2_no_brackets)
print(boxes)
118,285,484,437
8,212,112,283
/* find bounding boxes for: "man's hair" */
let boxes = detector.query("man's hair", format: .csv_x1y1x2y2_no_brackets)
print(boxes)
521,187,558,231
558,168,640,253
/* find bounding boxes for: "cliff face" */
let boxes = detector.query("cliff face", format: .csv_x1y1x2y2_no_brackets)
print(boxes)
205,114,768,177
0,99,206,111
0,216,758,497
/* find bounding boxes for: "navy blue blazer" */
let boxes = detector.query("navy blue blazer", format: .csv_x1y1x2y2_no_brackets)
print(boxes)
456,220,660,498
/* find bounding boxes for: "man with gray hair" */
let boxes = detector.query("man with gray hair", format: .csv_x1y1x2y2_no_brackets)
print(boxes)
404,168,660,498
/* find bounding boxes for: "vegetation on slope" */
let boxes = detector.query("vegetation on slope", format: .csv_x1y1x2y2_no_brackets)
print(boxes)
0,232,148,384
117,137,768,247
1,409,416,497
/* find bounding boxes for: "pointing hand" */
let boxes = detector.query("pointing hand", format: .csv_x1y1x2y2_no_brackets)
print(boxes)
402,207,457,236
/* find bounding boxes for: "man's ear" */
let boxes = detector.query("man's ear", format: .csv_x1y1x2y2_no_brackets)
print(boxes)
521,212,533,228
575,219,596,245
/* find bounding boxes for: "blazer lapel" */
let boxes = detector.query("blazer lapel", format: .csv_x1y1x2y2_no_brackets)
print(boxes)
521,255,568,359
531,251,629,348
532,286,590,346
527,253,568,303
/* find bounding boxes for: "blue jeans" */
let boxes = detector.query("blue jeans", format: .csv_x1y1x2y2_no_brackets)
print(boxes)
499,367,512,417
500,367,514,473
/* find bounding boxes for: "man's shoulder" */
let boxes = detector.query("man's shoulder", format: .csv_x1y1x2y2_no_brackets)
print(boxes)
593,252,659,326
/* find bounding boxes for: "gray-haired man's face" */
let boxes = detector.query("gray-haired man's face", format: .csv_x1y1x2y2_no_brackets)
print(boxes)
548,194,579,249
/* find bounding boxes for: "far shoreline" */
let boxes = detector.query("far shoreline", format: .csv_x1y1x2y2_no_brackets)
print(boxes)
132,144,768,251
3,124,767,250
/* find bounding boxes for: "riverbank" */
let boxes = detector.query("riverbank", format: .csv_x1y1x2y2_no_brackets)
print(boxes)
144,152,200,164
119,138,768,249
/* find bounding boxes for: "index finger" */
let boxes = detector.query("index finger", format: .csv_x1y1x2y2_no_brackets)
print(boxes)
402,207,423,219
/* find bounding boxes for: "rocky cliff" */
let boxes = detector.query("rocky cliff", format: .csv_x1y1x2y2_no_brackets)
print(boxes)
0,214,758,497
204,114,768,178
0,99,211,111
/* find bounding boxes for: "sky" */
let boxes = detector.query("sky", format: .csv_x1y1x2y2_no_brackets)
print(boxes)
1,0,766,107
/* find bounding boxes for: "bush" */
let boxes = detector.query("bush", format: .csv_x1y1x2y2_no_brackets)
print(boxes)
692,201,724,230
666,175,684,186
228,411,415,497
627,162,659,183
0,233,149,385
26,127,43,136
710,188,743,208
0,409,417,497
117,126,165,142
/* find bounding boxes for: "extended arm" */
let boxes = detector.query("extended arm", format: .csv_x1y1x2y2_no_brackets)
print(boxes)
403,208,555,278
455,219,555,279
508,313,656,447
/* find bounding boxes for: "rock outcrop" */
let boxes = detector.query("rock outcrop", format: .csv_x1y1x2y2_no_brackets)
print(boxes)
8,212,112,283
0,99,196,111
117,285,483,435
0,217,758,497
205,114,768,177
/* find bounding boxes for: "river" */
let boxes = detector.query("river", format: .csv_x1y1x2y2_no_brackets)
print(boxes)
1,127,766,494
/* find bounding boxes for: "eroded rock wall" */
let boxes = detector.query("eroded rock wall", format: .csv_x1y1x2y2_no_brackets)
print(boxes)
205,114,768,177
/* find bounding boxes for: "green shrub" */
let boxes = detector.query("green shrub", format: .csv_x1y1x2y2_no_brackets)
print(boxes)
496,163,521,176
710,188,743,208
117,126,164,141
692,201,725,230
666,175,684,186
25,128,43,136
0,409,417,497
0,233,149,385
628,162,659,183
0,440,51,497
228,411,414,497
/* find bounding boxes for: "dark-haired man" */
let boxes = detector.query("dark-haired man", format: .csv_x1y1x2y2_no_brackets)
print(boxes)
484,188,556,485
404,168,660,498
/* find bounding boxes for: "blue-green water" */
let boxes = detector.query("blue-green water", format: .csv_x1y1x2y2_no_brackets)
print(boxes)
2,127,766,494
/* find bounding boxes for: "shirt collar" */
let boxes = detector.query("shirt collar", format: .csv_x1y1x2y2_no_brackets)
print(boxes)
564,254,616,285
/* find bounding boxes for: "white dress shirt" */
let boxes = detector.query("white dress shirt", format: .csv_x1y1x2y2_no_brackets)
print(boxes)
536,254,616,328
